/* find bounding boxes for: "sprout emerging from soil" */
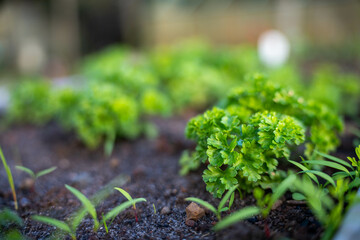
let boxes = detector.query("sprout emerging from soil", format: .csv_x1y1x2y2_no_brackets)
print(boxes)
0,146,18,210
33,184,146,239
185,185,238,221
114,187,141,222
16,165,57,191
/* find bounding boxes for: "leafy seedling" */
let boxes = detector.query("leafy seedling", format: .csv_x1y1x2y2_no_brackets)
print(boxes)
16,166,57,180
0,208,24,239
185,185,237,221
114,187,142,222
153,204,157,214
33,184,146,239
16,165,57,191
0,146,18,210
214,174,296,234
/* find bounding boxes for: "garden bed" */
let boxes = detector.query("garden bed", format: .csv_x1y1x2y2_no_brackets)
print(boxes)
0,115,337,240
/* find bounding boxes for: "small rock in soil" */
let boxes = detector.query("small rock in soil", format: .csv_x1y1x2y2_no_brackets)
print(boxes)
186,202,205,221
109,158,121,168
59,158,70,169
185,219,195,227
20,178,35,189
160,206,171,215
132,165,146,178
20,197,30,207
271,199,283,210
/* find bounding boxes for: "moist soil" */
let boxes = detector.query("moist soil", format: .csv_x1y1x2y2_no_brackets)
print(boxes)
0,114,356,240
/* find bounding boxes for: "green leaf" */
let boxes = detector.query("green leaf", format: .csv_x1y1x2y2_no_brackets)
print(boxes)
213,206,260,231
270,174,296,205
292,192,306,201
229,192,235,209
103,198,146,221
185,197,217,214
32,215,72,234
0,208,24,227
302,160,350,175
15,166,35,178
220,207,229,212
314,151,353,169
114,187,135,209
218,185,238,212
65,185,99,230
36,166,57,178
299,170,336,187
0,146,18,210
288,160,319,185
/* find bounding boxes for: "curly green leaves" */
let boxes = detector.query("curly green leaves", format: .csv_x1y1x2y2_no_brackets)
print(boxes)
197,110,305,198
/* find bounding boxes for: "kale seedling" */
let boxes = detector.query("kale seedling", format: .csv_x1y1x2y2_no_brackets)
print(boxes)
16,165,57,191
185,185,237,221
0,146,18,210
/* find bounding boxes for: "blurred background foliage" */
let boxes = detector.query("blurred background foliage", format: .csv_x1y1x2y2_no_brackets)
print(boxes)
0,0,359,153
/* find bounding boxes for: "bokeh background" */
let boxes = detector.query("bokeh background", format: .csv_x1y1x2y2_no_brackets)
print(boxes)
0,0,359,77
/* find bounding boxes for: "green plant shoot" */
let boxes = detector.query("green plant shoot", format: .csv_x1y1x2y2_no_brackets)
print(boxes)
0,146,18,210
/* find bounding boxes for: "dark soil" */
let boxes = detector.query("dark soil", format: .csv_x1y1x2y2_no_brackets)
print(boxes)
1,115,355,240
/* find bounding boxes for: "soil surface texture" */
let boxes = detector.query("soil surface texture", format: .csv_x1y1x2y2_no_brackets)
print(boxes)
2,114,352,240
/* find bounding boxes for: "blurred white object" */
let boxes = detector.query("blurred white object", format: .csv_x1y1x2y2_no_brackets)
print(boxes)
0,86,10,113
258,30,290,68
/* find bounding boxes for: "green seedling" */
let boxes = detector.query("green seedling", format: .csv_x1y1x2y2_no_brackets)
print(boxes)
114,187,142,222
16,166,57,180
33,184,146,239
32,215,76,240
153,204,157,214
185,185,237,221
0,208,24,239
65,185,100,231
214,174,296,233
16,165,57,191
0,146,18,210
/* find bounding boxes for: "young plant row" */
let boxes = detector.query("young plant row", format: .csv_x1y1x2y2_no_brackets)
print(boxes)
186,145,360,240
5,41,360,155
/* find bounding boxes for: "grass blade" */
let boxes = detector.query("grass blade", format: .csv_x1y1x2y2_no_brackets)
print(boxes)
65,185,99,230
213,206,260,231
270,174,296,205
32,216,71,233
114,188,133,201
0,146,18,210
314,151,353,169
302,160,350,174
288,160,319,185
36,166,57,178
300,170,336,187
15,166,35,178
103,198,146,221
185,197,216,214
218,185,238,212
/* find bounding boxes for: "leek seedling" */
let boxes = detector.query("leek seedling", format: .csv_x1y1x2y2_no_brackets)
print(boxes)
185,185,237,221
0,146,18,210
